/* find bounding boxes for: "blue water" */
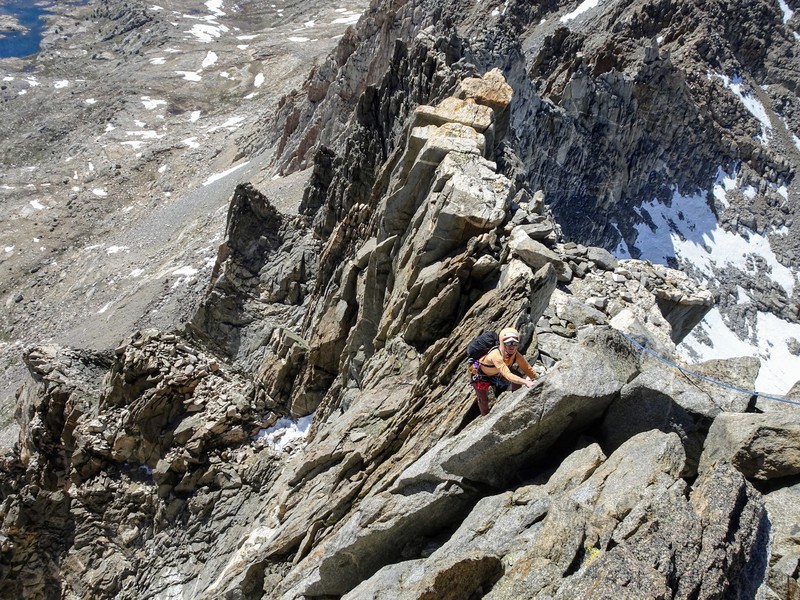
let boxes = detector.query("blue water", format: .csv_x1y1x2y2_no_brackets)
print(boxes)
0,1,87,59
0,0,86,58
0,0,52,59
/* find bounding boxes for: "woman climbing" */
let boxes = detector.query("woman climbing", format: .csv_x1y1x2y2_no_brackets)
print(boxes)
470,327,537,416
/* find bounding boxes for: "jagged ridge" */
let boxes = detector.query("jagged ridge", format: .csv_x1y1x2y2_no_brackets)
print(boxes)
1,0,800,598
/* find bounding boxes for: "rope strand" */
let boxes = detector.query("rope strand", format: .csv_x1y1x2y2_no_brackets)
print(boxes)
618,331,800,408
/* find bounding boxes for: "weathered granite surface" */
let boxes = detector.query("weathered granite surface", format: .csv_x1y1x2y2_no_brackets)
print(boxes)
1,0,799,598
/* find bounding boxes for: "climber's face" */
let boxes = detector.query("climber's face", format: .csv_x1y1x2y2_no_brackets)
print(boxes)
503,340,518,357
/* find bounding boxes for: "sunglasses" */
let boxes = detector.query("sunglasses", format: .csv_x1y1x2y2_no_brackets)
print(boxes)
504,341,518,347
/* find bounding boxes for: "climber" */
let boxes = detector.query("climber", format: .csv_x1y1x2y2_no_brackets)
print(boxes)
470,327,537,416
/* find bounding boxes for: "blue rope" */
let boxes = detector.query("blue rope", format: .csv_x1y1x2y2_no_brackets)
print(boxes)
618,332,800,408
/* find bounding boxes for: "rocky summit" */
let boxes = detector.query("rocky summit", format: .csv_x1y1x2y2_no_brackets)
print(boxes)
1,0,800,599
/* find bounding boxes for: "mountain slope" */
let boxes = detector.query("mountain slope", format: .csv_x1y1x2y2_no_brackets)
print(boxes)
0,0,799,598
273,0,800,395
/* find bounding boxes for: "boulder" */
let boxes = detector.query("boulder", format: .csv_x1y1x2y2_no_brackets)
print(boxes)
280,326,637,597
508,228,571,282
454,67,514,142
413,97,495,148
602,355,758,476
398,326,639,489
380,122,486,240
757,379,800,413
586,246,618,271
427,152,511,256
299,480,475,597
608,307,676,358
517,218,555,240
548,460,768,600
14,345,112,489
344,433,768,600
763,481,800,600
699,412,800,481
550,288,607,327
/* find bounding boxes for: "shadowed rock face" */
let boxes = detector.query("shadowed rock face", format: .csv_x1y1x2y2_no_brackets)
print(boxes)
276,0,800,350
189,182,318,365
1,0,799,598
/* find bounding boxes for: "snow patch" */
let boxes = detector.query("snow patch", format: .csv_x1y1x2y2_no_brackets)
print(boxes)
125,130,162,140
711,168,737,208
30,200,45,210
186,23,229,43
92,188,108,197
190,110,201,123
85,98,97,105
206,0,225,17
288,36,310,42
176,70,202,82
560,0,602,22
206,116,244,133
679,308,800,396
253,73,265,88
106,246,128,254
625,165,799,395
171,266,199,287
202,51,218,68
710,73,771,141
203,161,249,186
172,266,198,277
777,0,794,23
253,414,314,451
631,173,796,296
735,286,750,305
54,80,69,89
772,225,790,236
141,96,167,110
331,12,361,24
